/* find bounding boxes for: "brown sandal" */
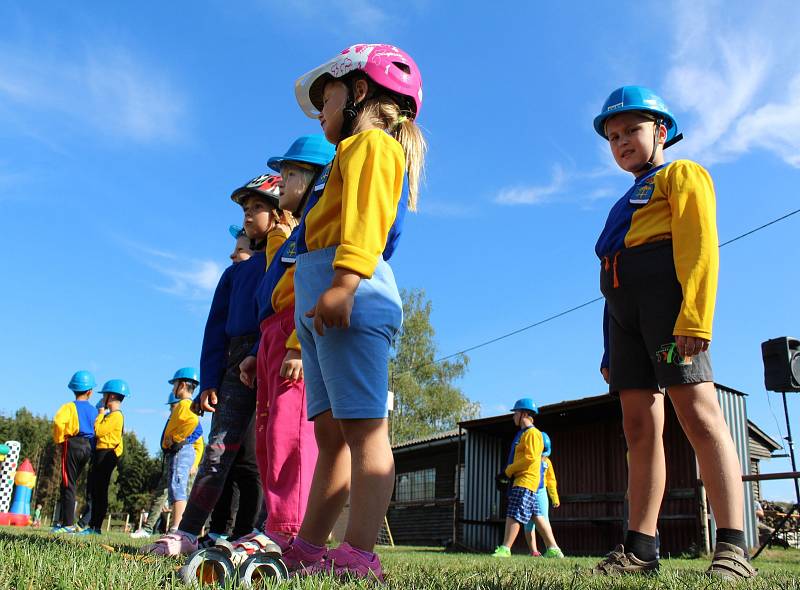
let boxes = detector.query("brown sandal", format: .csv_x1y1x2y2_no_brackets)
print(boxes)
706,542,758,581
591,544,659,576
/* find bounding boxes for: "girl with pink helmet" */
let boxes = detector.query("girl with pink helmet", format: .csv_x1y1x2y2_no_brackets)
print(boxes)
283,43,426,581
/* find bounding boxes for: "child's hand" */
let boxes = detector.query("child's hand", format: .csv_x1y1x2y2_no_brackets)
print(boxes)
239,356,257,388
305,270,360,336
275,210,298,234
675,335,709,358
280,349,303,382
199,389,218,413
189,465,198,476
552,502,560,508
600,367,610,384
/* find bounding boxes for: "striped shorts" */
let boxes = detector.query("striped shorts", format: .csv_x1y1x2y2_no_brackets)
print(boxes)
507,485,539,524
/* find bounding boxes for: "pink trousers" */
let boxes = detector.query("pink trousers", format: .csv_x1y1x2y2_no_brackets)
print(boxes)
256,307,318,536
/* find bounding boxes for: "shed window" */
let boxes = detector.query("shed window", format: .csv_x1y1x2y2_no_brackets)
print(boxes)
395,468,436,502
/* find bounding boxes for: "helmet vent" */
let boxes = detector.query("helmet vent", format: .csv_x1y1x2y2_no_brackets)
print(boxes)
393,62,410,74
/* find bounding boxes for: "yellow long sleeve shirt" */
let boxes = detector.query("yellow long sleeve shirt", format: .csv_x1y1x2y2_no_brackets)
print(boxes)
542,457,559,505
596,159,719,340
302,129,405,278
504,427,544,492
95,411,124,458
162,399,199,450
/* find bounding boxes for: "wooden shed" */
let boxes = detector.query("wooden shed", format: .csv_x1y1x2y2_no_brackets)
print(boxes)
457,384,773,556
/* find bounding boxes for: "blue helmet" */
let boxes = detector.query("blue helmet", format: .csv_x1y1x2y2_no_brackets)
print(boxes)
68,370,96,392
229,225,244,239
541,432,552,457
510,398,538,414
165,391,179,405
95,399,105,410
593,86,680,147
99,379,130,398
169,367,199,385
267,135,336,172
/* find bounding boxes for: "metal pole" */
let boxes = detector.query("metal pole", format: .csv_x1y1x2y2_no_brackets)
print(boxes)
782,392,800,504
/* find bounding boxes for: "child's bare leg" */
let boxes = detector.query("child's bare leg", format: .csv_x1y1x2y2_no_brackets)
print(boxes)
297,411,351,545
526,525,537,553
340,417,394,552
171,501,186,530
501,518,521,548
532,516,558,548
620,390,666,536
669,382,743,530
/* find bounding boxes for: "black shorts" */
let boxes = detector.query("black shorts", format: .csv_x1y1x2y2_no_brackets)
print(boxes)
600,240,713,393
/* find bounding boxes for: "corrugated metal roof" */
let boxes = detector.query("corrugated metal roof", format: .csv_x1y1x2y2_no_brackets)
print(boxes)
748,419,783,452
392,429,462,451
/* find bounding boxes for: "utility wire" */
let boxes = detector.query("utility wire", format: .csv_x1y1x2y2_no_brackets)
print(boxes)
398,206,800,375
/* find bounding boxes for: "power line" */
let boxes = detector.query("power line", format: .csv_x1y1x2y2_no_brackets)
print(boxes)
400,206,800,375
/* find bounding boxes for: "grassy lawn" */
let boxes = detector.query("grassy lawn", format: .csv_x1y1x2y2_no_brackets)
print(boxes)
1,527,798,589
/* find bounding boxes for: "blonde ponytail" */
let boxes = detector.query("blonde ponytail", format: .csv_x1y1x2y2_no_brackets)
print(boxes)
351,96,427,211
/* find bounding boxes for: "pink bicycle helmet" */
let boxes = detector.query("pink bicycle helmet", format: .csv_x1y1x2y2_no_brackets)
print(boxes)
295,43,423,120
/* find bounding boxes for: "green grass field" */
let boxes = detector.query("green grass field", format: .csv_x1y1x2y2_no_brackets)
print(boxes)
1,527,798,590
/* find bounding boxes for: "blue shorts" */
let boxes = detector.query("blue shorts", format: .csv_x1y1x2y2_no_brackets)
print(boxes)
295,247,403,420
524,488,550,532
167,444,196,504
507,486,539,524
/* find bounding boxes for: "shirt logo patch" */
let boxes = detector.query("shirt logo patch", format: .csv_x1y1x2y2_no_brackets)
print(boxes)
281,240,297,264
629,179,655,205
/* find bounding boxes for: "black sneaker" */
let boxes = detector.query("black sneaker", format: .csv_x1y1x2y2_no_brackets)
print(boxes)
706,542,757,581
592,544,659,576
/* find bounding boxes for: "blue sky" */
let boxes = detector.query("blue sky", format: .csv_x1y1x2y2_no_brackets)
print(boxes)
2,1,800,501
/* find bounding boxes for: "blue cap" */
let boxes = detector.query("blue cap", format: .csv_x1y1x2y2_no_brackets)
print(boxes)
541,432,552,457
267,135,335,172
593,86,680,146
511,398,538,414
166,391,179,405
229,225,244,239
68,370,96,392
99,379,130,398
169,367,199,385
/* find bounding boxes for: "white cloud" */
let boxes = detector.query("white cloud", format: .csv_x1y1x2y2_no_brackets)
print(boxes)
664,0,800,167
122,240,223,301
0,44,185,143
494,166,566,205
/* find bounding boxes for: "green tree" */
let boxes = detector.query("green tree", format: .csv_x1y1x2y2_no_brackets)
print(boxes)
389,289,479,444
114,432,161,515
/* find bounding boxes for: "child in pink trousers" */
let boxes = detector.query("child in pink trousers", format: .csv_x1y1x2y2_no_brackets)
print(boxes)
239,135,335,548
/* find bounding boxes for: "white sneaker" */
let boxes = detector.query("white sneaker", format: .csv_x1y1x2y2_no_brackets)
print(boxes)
130,528,151,539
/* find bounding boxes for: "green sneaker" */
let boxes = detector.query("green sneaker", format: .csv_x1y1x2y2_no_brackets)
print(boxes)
544,547,564,558
492,545,511,558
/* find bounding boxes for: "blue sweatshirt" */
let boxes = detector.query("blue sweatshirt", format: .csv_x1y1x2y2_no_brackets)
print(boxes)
199,252,264,393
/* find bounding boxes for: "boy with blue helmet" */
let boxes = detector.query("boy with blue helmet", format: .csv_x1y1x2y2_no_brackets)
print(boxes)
592,87,755,580
492,399,563,558
524,432,560,556
78,379,129,535
52,370,98,532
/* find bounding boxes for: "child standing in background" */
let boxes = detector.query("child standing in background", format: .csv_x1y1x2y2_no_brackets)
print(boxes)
238,134,334,550
78,379,129,535
52,370,98,533
280,44,425,580
493,400,563,559
524,432,560,556
143,368,202,548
